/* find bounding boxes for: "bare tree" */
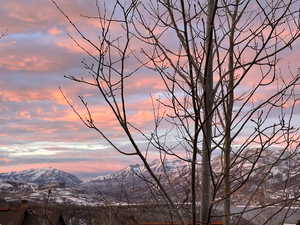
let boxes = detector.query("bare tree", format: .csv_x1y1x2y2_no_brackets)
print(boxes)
211,1,300,224
52,0,300,224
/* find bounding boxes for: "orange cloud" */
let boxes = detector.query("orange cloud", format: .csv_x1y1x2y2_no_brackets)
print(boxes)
0,86,96,106
40,105,117,126
129,110,154,126
16,111,32,120
0,88,65,103
48,27,62,36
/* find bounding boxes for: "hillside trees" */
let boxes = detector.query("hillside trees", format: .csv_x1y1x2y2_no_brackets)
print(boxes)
52,0,300,224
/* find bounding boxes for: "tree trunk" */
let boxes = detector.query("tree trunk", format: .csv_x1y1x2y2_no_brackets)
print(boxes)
224,2,238,224
201,1,215,224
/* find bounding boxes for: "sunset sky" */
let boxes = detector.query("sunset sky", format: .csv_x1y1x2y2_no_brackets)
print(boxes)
0,0,144,178
0,0,300,179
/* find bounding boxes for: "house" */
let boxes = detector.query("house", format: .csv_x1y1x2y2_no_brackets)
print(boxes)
0,199,66,225
0,198,9,210
0,208,25,225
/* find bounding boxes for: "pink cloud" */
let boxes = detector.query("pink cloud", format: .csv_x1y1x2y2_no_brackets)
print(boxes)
0,55,61,72
0,161,124,175
55,37,98,54
0,158,12,163
0,0,96,33
0,38,79,73
126,76,165,92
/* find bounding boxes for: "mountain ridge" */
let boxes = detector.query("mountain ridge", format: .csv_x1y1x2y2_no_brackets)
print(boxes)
0,167,82,186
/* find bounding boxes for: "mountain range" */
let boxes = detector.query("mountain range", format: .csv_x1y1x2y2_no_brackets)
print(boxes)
1,147,300,206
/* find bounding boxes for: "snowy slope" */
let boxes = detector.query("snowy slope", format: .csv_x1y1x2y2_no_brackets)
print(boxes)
86,159,188,183
0,168,82,186
78,159,190,202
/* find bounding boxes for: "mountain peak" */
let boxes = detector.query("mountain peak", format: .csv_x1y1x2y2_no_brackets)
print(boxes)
0,168,82,186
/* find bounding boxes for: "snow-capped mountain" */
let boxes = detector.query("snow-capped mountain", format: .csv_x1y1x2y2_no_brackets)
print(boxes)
78,159,190,202
0,168,82,187
86,159,188,183
0,168,92,206
79,148,300,204
1,147,300,206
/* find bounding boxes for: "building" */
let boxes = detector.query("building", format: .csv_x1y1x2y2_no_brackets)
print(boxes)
0,199,66,225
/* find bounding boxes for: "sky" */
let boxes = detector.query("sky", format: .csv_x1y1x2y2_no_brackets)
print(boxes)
0,0,145,178
0,0,300,179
